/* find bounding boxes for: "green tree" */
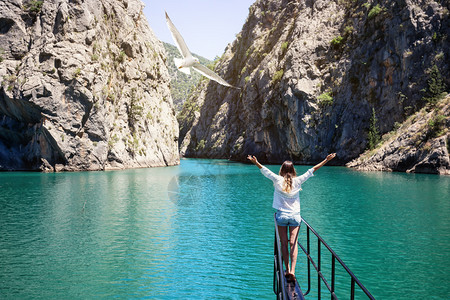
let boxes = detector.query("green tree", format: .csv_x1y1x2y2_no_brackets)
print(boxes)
428,114,446,138
281,41,289,54
424,64,446,105
128,88,143,133
367,108,381,150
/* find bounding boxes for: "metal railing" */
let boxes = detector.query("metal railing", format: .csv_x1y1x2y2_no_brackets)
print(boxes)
273,214,376,299
298,217,375,300
273,216,288,299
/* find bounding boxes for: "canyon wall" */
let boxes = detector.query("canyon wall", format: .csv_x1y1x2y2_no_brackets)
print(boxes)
179,0,449,174
0,0,179,171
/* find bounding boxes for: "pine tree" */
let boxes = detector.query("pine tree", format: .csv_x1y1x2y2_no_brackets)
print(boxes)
367,108,381,150
424,64,446,105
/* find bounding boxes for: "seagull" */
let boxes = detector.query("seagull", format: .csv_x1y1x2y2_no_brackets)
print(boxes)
165,12,239,89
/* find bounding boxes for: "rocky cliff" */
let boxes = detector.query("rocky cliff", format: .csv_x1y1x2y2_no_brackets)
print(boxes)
179,0,449,174
347,95,449,174
0,0,179,171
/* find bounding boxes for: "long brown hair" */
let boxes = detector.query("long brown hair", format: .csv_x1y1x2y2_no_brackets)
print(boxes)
279,161,297,193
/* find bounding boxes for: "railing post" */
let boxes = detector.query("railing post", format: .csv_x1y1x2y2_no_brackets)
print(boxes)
318,240,321,300
331,254,335,300
304,227,311,296
274,231,278,296
273,214,287,300
351,278,355,300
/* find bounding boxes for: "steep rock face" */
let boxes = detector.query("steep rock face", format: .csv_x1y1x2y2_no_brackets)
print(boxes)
179,0,449,173
0,0,179,171
178,77,209,156
347,95,449,174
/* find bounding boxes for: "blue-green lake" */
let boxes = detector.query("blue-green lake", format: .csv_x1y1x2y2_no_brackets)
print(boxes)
1,159,449,299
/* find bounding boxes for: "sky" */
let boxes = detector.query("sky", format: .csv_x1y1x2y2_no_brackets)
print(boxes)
142,0,256,60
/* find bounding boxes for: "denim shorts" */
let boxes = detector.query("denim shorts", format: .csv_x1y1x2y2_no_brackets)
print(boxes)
275,210,301,227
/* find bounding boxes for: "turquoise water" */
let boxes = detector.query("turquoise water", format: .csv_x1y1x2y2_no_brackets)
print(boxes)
0,159,449,299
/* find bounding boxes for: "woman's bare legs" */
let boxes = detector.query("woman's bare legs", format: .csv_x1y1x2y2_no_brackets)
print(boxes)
289,226,300,275
279,225,300,278
278,225,290,273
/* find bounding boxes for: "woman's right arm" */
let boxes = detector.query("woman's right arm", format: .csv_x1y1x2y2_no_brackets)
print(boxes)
312,153,336,172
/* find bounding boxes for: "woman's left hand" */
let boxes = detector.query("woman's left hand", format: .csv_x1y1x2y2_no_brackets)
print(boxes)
247,155,258,164
247,155,263,169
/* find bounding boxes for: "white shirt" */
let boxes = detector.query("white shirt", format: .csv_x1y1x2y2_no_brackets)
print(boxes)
260,166,315,213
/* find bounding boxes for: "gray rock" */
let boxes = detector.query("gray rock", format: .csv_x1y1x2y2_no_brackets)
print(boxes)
0,0,179,171
347,96,450,175
179,0,449,174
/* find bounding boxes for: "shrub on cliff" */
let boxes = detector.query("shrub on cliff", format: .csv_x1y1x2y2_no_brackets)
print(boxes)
427,114,446,138
368,4,383,19
318,91,333,107
331,36,344,49
271,69,284,85
23,1,43,14
195,140,206,151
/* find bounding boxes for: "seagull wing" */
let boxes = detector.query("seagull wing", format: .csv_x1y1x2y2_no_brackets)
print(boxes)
165,12,192,59
192,62,239,88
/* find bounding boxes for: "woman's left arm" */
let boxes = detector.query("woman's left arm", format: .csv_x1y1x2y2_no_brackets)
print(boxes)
313,153,336,172
247,155,263,169
248,155,281,182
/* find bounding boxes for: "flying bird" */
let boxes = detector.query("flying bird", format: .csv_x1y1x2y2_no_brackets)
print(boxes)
165,12,239,89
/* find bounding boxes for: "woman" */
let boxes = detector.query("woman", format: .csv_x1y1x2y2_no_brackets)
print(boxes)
247,153,336,282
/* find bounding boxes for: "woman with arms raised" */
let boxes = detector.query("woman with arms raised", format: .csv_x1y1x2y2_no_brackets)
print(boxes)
247,153,336,282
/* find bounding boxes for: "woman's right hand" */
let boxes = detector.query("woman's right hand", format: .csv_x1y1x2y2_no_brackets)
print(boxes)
326,153,336,161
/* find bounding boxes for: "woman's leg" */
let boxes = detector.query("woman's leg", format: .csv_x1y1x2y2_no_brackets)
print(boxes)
288,226,300,275
278,225,290,273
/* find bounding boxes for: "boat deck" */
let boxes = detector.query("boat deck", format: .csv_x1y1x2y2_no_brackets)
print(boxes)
285,278,305,300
